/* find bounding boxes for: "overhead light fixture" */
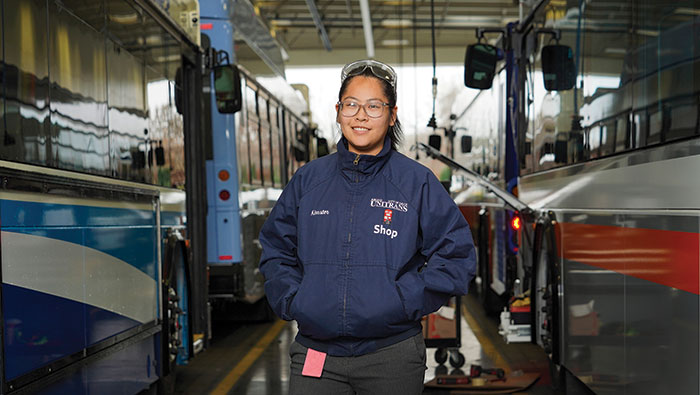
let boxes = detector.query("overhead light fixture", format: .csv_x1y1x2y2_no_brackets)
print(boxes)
636,29,659,37
359,0,374,58
604,48,627,55
270,19,293,27
381,39,409,47
109,13,139,25
381,19,412,28
674,7,700,16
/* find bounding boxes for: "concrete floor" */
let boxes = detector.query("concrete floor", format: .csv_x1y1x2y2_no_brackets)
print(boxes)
174,295,594,394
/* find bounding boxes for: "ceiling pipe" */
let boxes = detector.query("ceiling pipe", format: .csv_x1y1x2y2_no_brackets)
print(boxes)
305,0,333,51
359,0,375,58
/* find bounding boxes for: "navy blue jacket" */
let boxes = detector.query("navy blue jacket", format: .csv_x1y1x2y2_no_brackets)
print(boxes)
259,136,476,356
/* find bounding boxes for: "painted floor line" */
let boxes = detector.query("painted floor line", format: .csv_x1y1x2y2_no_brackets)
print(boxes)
461,299,511,372
210,319,287,395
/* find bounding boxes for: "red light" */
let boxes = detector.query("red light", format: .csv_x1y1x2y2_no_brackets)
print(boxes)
511,216,521,231
219,255,233,261
218,170,230,181
201,23,213,30
219,190,230,201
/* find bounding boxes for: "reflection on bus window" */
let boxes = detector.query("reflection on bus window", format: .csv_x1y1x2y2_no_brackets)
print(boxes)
524,4,699,174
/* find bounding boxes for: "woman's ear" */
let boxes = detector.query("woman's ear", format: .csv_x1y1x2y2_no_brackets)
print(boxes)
335,103,341,123
389,106,397,126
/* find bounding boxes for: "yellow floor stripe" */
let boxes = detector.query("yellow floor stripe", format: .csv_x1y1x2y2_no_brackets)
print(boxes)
210,319,288,395
461,302,511,372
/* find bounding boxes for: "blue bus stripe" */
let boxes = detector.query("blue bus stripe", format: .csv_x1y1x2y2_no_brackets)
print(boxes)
3,283,140,380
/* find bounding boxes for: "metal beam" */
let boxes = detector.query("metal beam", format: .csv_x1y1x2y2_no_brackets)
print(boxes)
305,0,333,51
359,0,375,58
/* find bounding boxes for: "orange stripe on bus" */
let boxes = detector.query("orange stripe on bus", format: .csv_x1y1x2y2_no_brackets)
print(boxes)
560,223,699,295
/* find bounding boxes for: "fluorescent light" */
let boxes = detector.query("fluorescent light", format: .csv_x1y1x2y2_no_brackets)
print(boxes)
674,7,700,16
381,39,409,47
604,48,627,55
109,13,139,25
636,29,659,37
381,19,413,28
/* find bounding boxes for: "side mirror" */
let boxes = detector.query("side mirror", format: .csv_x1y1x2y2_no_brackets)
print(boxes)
214,65,242,113
460,135,472,153
175,68,183,115
428,134,442,151
542,45,576,91
464,43,498,89
317,137,329,157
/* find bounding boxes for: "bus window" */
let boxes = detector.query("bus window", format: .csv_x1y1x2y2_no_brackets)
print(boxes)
587,126,601,159
247,87,262,185
269,102,282,187
600,119,616,157
648,108,663,145
236,85,250,185
259,96,272,186
3,0,51,165
633,111,647,148
666,99,698,142
50,2,110,175
614,115,630,153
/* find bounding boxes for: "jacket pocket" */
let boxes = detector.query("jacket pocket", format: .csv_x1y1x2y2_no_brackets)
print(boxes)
395,270,425,321
289,263,343,340
344,265,411,338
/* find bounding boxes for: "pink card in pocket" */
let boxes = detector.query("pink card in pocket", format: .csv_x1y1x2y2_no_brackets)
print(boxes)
301,348,327,378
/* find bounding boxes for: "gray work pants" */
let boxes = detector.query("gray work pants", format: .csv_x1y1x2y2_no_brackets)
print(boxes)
289,333,427,395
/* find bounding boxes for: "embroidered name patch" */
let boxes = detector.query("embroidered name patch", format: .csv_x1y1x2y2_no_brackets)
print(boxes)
310,210,329,216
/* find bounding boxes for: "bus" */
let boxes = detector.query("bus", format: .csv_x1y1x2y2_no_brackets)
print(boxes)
448,62,520,316
199,2,325,320
0,0,208,392
455,0,699,393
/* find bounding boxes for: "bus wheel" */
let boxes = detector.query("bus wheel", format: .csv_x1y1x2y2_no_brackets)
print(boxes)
161,239,191,393
532,215,562,390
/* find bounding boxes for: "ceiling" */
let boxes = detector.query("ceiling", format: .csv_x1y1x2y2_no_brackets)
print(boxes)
241,0,699,72
243,0,528,68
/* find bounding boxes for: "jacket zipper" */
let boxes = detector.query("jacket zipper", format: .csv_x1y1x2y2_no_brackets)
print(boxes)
353,154,360,182
344,153,361,334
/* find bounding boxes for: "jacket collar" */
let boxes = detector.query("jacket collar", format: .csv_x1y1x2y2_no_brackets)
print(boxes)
337,135,392,178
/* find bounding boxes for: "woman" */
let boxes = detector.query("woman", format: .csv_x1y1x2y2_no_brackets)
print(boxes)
259,59,476,394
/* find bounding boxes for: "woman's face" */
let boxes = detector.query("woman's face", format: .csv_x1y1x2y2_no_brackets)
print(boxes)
336,76,397,156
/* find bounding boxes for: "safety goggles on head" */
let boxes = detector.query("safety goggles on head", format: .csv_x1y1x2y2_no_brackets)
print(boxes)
341,59,397,90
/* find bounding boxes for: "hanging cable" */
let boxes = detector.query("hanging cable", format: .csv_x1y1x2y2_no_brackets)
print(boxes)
427,0,438,129
413,0,419,158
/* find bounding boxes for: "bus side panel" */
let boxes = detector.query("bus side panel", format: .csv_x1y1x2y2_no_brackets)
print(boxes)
521,148,700,394
558,211,699,394
32,335,159,395
1,194,158,381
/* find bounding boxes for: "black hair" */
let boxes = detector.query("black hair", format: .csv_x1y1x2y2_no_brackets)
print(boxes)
338,68,403,151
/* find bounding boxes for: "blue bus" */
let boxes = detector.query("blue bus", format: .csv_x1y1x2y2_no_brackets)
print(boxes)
0,0,208,392
199,1,325,320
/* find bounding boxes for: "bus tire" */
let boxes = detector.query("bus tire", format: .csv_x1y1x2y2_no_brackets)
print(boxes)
162,237,192,386
531,213,562,390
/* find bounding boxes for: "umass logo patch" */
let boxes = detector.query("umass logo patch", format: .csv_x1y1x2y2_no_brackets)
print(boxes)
383,209,392,225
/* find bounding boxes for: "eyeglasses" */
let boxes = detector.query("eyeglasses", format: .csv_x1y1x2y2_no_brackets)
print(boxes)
337,100,390,118
341,59,397,90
